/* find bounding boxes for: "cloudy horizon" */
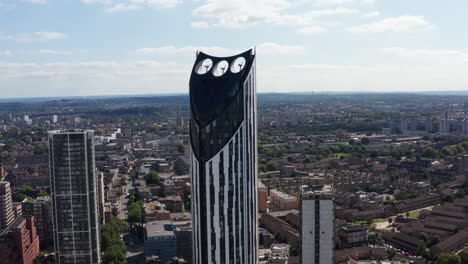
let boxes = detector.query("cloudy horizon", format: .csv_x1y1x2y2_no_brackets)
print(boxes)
1,0,467,98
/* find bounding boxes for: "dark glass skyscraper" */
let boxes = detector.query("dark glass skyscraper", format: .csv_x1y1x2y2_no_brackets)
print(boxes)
48,130,101,264
189,49,258,263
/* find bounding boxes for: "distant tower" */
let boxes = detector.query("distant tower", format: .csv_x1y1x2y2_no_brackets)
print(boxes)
302,191,334,264
462,119,468,135
400,118,408,134
425,116,433,133
439,118,450,135
48,130,101,264
189,49,258,264
177,116,185,126
289,110,298,126
51,115,58,124
0,181,14,231
275,111,281,127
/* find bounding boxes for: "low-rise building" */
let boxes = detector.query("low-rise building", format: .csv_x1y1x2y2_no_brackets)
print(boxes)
339,225,368,248
430,228,468,256
145,220,177,261
270,190,298,211
270,243,289,264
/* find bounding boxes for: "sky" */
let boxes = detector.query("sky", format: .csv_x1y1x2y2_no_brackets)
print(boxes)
1,0,468,98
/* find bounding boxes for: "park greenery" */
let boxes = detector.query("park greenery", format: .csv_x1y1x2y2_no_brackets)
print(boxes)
101,217,127,264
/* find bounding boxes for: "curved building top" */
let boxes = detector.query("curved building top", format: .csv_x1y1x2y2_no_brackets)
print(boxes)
189,49,255,128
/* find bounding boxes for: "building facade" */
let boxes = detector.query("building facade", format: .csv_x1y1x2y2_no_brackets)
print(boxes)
21,196,53,248
302,193,334,264
145,220,177,261
0,216,40,264
48,130,101,264
0,181,14,231
189,49,258,263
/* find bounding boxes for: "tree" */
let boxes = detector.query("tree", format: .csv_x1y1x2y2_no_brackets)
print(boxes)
38,190,49,197
361,137,370,145
428,235,441,247
418,232,429,242
422,147,438,159
19,184,35,196
102,244,127,264
144,171,160,185
435,253,461,264
14,193,27,202
101,217,127,264
177,144,185,153
128,201,143,225
265,162,278,172
120,176,127,186
33,145,48,154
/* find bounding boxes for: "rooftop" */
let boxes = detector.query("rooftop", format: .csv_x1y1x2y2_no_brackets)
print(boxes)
145,220,175,238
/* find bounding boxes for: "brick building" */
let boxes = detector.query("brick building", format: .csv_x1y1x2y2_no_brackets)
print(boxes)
0,216,40,264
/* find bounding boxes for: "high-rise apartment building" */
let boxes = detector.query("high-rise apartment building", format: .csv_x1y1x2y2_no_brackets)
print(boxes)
189,49,258,263
301,190,334,264
425,116,433,132
439,118,450,135
48,130,101,264
400,118,408,134
462,118,468,135
0,181,14,231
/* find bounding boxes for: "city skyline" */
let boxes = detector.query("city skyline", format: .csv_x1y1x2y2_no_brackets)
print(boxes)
1,0,468,97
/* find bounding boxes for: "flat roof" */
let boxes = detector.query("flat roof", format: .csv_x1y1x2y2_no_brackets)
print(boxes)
145,220,174,238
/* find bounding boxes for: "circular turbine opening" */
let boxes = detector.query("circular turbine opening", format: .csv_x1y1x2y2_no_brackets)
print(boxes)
230,57,246,73
212,60,229,77
194,58,213,75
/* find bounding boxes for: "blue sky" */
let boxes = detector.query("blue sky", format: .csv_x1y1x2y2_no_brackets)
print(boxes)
1,0,467,98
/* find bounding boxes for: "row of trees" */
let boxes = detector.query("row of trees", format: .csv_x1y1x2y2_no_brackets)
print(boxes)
14,184,49,202
101,217,127,264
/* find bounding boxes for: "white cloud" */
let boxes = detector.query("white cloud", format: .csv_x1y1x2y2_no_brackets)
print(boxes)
105,3,140,12
80,0,112,4
191,21,210,29
382,47,468,60
39,49,73,55
297,25,328,34
135,43,305,57
192,0,291,28
192,0,360,29
257,42,305,54
0,50,12,56
348,15,433,33
364,11,379,17
0,32,67,42
308,7,359,17
135,46,238,57
20,0,47,4
0,60,191,97
313,0,374,5
130,0,182,9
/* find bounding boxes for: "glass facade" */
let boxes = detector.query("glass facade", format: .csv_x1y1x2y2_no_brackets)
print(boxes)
48,130,101,264
190,49,258,264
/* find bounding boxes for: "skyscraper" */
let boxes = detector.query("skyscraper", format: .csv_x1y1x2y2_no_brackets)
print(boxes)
0,181,14,231
301,189,334,264
189,49,258,263
48,130,101,264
